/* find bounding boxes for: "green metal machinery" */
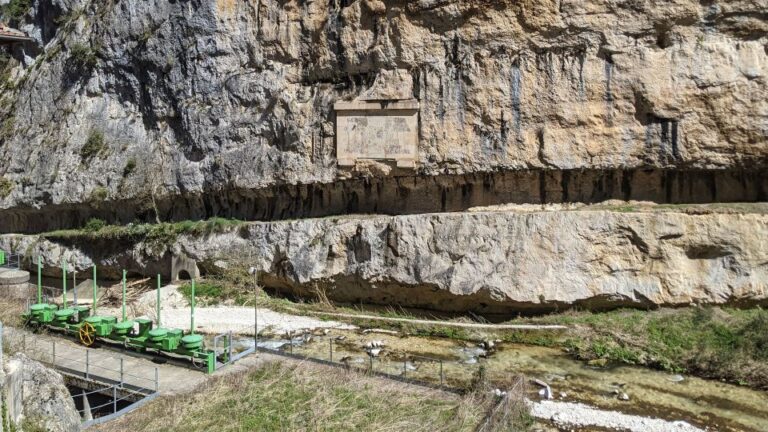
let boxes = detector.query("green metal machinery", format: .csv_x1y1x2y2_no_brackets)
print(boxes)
23,260,219,373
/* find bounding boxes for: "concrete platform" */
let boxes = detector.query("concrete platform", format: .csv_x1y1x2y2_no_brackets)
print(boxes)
0,269,31,299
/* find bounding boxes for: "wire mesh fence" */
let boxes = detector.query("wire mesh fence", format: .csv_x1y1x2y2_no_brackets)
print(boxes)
216,320,485,392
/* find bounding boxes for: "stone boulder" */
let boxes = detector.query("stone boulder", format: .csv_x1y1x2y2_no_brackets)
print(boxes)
4,354,80,432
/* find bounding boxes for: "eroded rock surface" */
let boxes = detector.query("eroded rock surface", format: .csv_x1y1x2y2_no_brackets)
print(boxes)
3,353,80,432
0,0,765,231
5,209,767,314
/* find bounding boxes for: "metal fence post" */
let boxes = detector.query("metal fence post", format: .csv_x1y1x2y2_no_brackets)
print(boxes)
120,358,124,387
403,357,407,378
369,355,373,373
52,340,56,365
289,331,293,355
228,331,233,364
112,386,117,414
329,338,333,362
155,367,159,393
440,360,444,386
254,303,258,348
86,350,90,379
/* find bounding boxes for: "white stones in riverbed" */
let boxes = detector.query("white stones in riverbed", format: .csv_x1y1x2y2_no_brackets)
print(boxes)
530,400,705,432
364,340,385,357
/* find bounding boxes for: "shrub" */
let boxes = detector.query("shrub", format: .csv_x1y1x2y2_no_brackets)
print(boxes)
84,218,106,232
2,0,31,22
80,129,106,160
0,176,13,198
123,158,137,176
89,187,108,202
69,43,98,68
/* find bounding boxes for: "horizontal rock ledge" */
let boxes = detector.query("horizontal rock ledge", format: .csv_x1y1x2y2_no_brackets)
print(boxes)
3,209,766,316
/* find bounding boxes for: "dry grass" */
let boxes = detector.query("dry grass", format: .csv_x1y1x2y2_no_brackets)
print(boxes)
0,298,25,327
95,360,488,432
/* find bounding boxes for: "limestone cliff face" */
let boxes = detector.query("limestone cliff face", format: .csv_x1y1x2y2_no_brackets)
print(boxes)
0,0,766,232
4,209,767,314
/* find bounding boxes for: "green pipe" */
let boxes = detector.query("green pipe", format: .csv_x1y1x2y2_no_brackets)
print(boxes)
92,265,97,315
190,278,195,334
37,257,41,304
62,261,67,308
122,269,127,322
156,274,161,328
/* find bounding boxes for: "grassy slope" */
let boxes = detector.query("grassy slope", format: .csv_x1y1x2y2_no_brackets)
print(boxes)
95,361,486,432
510,307,768,389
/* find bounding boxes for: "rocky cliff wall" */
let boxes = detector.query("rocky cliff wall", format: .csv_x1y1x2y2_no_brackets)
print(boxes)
0,0,766,232
4,208,767,315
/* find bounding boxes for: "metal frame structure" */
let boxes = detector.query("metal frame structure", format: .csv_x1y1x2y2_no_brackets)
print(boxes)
20,256,221,373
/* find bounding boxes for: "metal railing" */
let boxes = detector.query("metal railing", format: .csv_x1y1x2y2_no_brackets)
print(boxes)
1,325,160,427
0,251,21,269
4,330,159,394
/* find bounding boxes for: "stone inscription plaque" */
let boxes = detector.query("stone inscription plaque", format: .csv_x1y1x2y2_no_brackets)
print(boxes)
335,100,419,168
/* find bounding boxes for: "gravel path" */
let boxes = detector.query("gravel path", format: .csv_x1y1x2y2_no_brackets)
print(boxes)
101,304,356,335
159,306,356,334
293,310,569,330
101,285,355,335
530,400,706,432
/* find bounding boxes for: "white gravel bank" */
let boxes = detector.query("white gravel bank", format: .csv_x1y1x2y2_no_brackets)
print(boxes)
530,400,706,432
158,306,356,334
101,285,356,334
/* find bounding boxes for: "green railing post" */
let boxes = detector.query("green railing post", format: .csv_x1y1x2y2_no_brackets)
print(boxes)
92,265,97,315
73,269,77,305
62,261,67,308
121,270,127,322
190,278,195,334
156,274,161,328
37,257,42,304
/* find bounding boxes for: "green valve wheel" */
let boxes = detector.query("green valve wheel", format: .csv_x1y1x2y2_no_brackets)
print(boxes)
113,320,134,335
181,334,203,350
148,328,169,341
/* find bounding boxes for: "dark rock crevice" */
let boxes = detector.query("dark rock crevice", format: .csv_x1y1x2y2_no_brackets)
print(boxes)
2,168,766,234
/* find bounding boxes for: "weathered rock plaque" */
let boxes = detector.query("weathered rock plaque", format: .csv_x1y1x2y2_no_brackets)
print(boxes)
334,100,419,168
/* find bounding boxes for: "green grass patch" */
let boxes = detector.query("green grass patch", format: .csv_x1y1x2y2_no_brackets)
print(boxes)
178,281,224,304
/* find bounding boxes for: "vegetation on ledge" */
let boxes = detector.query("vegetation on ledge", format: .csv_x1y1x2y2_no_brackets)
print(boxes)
42,217,245,249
